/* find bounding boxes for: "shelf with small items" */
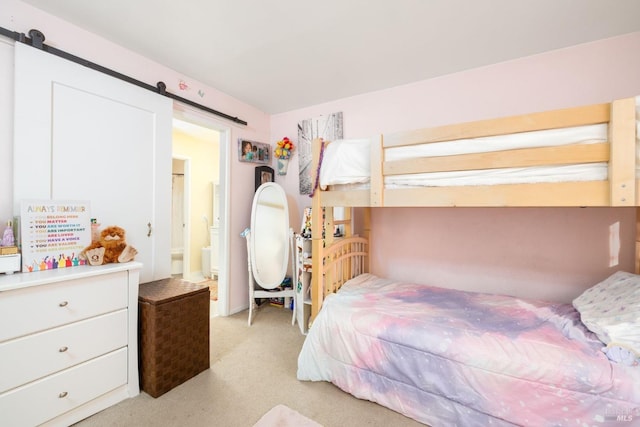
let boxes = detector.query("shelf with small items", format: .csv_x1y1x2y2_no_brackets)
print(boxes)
295,234,312,334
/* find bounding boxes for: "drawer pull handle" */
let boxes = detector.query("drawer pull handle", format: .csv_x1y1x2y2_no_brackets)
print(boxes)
59,346,68,353
59,301,69,307
58,391,68,398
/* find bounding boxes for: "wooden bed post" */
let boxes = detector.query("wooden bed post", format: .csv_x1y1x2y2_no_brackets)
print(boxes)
363,207,371,274
371,135,383,206
311,138,324,321
636,207,640,274
609,97,636,206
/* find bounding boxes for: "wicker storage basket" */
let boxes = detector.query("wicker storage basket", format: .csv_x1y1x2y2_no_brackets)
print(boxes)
138,278,210,398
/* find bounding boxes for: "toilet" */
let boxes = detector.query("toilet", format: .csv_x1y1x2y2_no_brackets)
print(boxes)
171,247,183,275
201,246,211,279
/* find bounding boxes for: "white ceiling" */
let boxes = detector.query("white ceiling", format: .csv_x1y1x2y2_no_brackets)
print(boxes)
20,0,640,114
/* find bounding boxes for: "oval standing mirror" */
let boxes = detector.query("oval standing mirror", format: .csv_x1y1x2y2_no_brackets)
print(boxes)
250,182,290,289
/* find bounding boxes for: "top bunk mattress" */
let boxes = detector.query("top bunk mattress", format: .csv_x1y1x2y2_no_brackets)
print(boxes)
319,96,640,189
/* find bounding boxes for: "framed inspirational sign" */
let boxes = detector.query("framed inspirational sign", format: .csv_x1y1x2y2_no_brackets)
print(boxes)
20,200,92,272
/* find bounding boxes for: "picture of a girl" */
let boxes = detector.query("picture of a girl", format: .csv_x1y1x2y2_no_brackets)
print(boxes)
242,140,254,160
238,139,270,164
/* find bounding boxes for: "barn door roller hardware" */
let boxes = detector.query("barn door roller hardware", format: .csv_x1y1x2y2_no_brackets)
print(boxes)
0,26,248,126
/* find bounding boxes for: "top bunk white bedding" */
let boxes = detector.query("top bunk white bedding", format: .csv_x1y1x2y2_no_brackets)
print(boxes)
319,97,640,189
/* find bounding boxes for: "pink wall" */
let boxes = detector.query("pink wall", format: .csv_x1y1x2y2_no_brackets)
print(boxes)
3,0,640,306
1,0,271,314
371,207,635,302
271,32,640,302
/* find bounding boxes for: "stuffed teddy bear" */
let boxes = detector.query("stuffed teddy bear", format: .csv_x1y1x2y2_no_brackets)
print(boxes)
82,225,138,266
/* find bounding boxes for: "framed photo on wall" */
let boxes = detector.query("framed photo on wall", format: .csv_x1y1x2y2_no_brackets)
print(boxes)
238,138,271,164
255,166,274,192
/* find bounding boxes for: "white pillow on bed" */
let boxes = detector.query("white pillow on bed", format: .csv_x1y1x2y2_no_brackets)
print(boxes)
319,138,370,189
573,271,640,355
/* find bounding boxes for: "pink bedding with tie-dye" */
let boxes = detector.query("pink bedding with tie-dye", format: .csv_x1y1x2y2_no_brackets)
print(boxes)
297,274,640,426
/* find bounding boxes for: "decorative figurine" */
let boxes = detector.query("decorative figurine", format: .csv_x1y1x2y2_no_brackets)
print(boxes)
1,220,15,247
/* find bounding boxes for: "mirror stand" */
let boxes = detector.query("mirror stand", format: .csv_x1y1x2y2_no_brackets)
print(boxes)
243,228,297,326
242,182,297,326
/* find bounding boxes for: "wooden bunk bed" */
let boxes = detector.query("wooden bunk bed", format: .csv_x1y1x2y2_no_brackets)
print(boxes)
309,95,640,320
298,95,640,426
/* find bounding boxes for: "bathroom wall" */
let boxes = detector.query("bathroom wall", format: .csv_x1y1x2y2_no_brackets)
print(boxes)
172,126,220,277
171,161,185,254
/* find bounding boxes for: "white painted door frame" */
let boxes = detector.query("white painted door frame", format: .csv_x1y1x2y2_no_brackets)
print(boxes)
172,156,192,279
173,103,231,317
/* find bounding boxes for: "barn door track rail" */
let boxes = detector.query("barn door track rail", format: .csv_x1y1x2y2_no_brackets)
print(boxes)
0,26,248,126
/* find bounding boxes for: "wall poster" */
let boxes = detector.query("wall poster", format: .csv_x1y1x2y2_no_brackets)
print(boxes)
20,200,92,272
297,112,343,195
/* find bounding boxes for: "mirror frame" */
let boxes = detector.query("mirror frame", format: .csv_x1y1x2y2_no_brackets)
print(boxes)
250,182,290,289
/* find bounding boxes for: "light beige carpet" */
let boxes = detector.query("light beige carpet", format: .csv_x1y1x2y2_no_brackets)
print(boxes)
253,404,322,427
73,306,422,427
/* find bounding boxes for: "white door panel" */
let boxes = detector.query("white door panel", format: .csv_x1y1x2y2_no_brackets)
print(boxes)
14,43,172,282
51,84,157,279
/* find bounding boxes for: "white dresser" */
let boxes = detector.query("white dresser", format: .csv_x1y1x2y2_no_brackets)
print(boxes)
0,262,142,427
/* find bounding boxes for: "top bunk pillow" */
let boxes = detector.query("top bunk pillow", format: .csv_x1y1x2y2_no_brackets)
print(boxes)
320,138,371,189
573,271,640,355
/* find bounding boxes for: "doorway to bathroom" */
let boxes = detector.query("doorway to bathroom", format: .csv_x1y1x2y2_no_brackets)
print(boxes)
171,113,227,317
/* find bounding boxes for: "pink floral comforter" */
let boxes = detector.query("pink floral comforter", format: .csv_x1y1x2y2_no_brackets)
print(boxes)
297,274,640,426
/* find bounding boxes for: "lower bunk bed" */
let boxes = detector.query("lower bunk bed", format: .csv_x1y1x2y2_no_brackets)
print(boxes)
297,272,640,426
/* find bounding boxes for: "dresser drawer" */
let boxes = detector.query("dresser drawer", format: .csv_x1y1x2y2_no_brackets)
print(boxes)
0,271,128,342
0,310,128,393
0,348,128,427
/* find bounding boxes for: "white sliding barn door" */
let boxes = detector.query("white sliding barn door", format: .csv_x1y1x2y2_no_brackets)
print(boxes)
13,43,172,283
